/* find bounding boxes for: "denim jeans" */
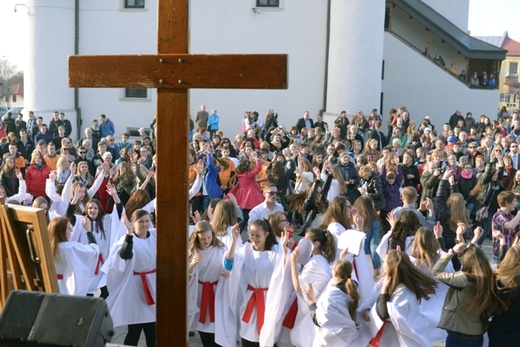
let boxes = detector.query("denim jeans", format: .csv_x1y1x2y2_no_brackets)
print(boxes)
446,331,483,347
478,211,494,246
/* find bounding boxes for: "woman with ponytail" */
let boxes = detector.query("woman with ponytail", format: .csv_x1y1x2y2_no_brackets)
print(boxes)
305,258,360,346
288,228,335,346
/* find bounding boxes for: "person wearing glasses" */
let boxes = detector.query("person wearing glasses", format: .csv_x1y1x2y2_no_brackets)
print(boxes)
248,184,284,226
466,141,482,167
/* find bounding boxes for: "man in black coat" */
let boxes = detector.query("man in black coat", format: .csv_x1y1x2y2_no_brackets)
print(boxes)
370,120,388,151
295,111,314,132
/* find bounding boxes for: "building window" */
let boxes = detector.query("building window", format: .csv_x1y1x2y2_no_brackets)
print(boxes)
125,0,145,9
125,88,147,98
509,62,518,76
256,0,279,7
12,95,16,102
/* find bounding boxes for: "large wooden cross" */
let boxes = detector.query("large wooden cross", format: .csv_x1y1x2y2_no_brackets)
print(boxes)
68,0,287,345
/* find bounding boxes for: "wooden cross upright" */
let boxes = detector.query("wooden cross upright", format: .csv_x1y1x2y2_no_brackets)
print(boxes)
68,0,287,345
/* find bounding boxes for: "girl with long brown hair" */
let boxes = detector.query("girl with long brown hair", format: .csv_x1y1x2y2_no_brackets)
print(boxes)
353,195,382,275
288,228,335,346
48,216,99,296
374,250,437,346
433,233,507,347
489,244,520,346
436,169,469,270
210,199,238,248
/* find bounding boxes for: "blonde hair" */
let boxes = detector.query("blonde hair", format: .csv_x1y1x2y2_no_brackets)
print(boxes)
410,227,441,272
188,221,223,258
496,246,520,292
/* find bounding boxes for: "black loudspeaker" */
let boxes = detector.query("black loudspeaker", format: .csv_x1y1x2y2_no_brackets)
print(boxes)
0,291,114,346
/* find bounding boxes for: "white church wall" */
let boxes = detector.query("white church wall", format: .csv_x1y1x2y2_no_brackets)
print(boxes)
382,33,498,128
188,0,328,137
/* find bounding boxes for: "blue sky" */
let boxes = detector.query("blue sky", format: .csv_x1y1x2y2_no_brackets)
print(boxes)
0,0,519,68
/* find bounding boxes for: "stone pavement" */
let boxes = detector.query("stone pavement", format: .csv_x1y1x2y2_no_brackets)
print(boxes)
107,239,494,346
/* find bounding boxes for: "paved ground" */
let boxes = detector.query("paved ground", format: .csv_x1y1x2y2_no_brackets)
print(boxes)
107,239,494,346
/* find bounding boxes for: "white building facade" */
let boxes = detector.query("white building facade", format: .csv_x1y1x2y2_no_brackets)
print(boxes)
21,0,504,139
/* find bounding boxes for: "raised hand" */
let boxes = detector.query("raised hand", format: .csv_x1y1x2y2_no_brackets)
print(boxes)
230,223,241,241
122,215,133,235
433,221,443,238
49,170,57,182
304,282,317,304
70,162,77,175
81,216,91,232
15,169,23,181
492,229,504,240
386,212,396,230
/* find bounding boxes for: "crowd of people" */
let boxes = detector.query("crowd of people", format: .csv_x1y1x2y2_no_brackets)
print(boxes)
187,106,520,347
1,104,520,347
0,110,157,345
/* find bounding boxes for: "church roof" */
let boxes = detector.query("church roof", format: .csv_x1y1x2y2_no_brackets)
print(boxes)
389,0,507,60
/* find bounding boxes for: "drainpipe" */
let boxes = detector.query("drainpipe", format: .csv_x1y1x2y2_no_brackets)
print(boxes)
321,0,332,114
74,0,81,139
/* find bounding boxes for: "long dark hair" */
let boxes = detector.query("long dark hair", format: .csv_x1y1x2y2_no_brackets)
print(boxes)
85,199,107,239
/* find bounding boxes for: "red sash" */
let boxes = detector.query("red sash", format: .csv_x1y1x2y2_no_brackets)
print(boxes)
198,280,218,324
133,269,156,305
369,321,388,347
57,274,63,280
94,253,104,275
282,297,298,329
242,284,268,334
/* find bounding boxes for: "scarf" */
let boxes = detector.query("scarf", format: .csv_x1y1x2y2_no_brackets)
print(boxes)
461,170,472,179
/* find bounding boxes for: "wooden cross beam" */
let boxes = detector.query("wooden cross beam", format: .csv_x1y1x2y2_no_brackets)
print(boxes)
68,0,287,345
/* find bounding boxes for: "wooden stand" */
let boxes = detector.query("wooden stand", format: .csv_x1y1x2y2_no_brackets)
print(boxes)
0,204,58,308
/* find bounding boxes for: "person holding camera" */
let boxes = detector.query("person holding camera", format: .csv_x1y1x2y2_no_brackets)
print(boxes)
420,161,442,202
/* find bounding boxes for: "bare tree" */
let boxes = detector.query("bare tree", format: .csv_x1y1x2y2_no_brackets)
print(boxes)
0,58,21,101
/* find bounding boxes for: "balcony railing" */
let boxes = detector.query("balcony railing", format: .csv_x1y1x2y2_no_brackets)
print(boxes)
505,75,519,85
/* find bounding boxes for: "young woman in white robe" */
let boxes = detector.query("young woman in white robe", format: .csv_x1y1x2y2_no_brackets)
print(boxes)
321,196,374,304
288,228,334,347
305,258,360,347
48,216,99,296
66,183,123,298
46,162,105,218
187,221,239,347
376,210,419,262
371,250,437,347
409,225,455,344
102,209,156,347
224,219,292,347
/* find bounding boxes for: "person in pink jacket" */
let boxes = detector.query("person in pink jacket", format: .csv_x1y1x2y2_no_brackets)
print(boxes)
227,152,264,230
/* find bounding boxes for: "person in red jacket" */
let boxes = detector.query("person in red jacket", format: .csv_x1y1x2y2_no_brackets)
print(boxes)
25,152,51,199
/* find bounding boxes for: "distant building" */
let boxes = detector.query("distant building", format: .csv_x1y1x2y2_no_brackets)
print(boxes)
475,32,520,113
1,82,24,108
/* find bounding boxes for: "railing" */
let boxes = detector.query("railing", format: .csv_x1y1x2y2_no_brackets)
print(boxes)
505,75,519,85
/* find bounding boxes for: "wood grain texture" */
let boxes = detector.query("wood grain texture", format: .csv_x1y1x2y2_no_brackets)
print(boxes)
157,0,189,345
68,54,288,89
